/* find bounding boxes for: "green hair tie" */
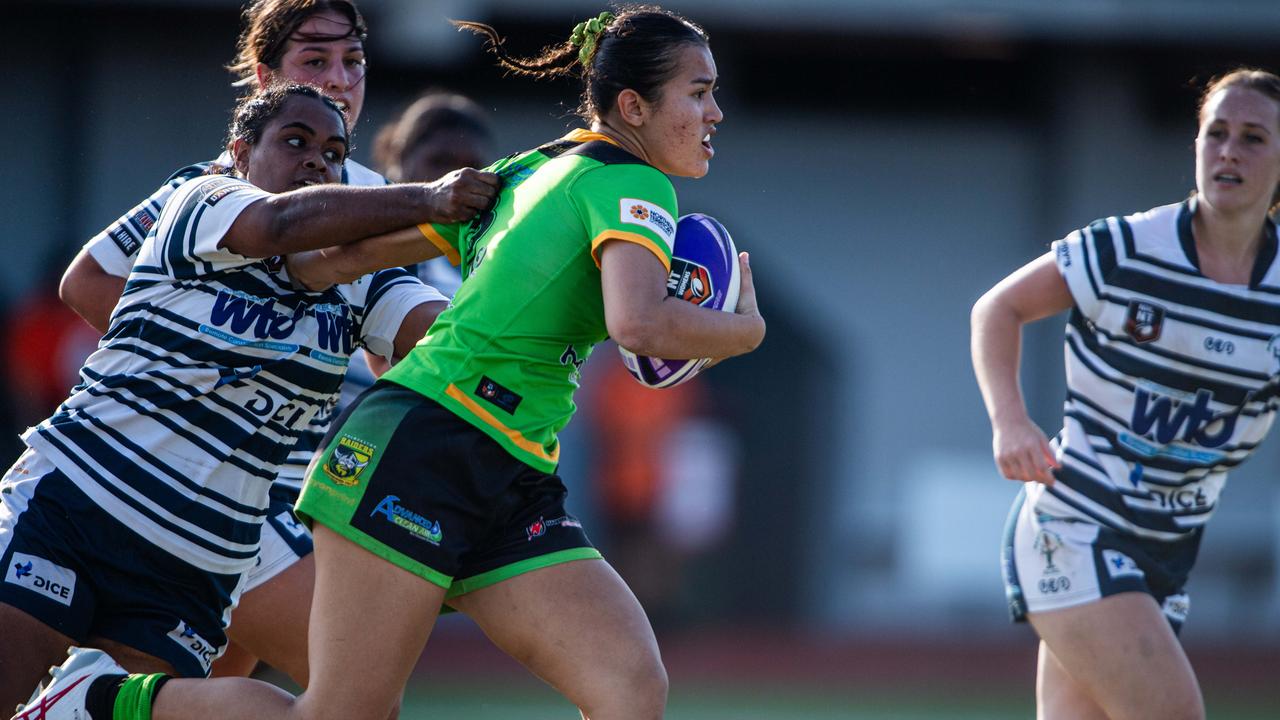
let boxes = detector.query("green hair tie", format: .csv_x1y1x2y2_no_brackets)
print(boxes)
570,11,615,65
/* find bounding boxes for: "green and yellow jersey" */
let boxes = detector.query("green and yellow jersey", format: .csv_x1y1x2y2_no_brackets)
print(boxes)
384,129,678,472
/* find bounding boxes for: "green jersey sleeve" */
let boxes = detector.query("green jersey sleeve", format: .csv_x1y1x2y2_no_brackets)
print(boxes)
570,164,678,271
416,222,463,266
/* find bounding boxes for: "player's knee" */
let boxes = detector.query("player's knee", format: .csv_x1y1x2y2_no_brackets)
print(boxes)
589,651,668,719
1110,686,1202,720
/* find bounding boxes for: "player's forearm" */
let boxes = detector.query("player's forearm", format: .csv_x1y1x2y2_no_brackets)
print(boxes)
288,226,443,290
615,298,765,360
970,291,1032,426
261,185,441,255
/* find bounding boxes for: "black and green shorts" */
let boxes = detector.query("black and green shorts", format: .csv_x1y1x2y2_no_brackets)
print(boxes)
296,382,600,598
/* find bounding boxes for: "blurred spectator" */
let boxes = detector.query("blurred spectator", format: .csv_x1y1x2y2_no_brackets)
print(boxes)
4,268,99,433
374,91,494,185
373,90,495,297
586,347,738,627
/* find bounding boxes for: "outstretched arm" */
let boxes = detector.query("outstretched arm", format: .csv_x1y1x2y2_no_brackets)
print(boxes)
221,168,499,259
970,251,1073,485
286,226,443,291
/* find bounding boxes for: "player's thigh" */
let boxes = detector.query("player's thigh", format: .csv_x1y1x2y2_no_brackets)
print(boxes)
1,451,98,709
86,635,179,675
223,533,314,685
0,604,77,713
1029,592,1202,720
1034,640,1108,720
210,640,260,679
291,523,443,720
449,558,666,713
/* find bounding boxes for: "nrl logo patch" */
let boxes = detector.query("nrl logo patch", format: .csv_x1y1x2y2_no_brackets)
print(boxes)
1124,300,1165,344
667,259,714,306
323,435,374,486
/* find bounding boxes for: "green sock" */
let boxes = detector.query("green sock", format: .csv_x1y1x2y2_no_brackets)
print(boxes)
112,673,169,720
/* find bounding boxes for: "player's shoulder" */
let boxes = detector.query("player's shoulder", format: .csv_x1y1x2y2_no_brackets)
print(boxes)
566,153,673,203
1120,200,1184,237
1074,200,1185,255
159,173,256,223
342,159,389,186
164,160,218,185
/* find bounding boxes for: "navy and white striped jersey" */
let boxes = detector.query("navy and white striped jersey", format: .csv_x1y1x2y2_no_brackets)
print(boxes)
27,174,441,574
1031,199,1280,542
81,157,399,488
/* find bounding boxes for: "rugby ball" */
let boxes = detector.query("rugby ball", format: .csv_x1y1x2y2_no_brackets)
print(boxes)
618,213,741,388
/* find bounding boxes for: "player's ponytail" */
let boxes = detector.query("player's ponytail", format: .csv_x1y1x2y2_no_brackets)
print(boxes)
454,5,708,122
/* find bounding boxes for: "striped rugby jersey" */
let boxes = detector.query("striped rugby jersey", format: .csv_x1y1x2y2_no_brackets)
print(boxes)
1031,198,1280,542
28,174,440,574
82,157,395,490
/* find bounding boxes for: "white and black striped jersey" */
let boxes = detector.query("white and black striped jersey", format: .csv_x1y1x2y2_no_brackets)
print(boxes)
27,174,442,574
81,156,395,488
1032,198,1280,541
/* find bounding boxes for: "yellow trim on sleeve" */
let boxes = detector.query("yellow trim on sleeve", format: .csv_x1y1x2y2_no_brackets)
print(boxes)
417,224,461,266
562,128,622,147
590,230,673,272
445,384,560,465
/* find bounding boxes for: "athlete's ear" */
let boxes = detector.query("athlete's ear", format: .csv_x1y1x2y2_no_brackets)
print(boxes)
255,63,275,90
614,88,648,129
231,139,251,177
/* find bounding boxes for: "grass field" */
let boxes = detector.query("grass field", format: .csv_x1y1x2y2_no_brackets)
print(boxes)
396,623,1280,719
402,679,1278,719
260,621,1279,718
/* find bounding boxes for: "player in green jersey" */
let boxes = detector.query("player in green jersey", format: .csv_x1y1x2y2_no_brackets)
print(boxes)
18,8,765,720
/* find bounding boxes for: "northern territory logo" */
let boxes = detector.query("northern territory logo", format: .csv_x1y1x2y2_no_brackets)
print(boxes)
666,259,714,305
620,198,676,245
323,435,374,486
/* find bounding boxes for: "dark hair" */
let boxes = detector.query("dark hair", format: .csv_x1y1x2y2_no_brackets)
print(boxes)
227,82,349,150
228,0,368,88
373,91,493,178
454,5,708,121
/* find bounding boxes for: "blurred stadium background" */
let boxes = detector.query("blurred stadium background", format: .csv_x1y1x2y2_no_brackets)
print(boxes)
6,0,1280,716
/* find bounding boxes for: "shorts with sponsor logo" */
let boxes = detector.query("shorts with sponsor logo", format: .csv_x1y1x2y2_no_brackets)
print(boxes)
296,382,600,598
244,483,313,594
1001,487,1200,633
0,450,244,677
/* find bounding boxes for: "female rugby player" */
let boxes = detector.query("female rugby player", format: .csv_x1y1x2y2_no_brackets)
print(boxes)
971,69,1280,720
2,82,495,711
52,0,422,687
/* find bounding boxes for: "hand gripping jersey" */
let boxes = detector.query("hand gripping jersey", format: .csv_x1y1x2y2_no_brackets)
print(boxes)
81,157,393,489
1034,198,1280,541
384,129,679,472
26,174,440,574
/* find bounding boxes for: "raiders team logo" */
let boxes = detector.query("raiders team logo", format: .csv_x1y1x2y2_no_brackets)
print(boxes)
666,259,714,306
322,435,374,486
1124,300,1165,344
